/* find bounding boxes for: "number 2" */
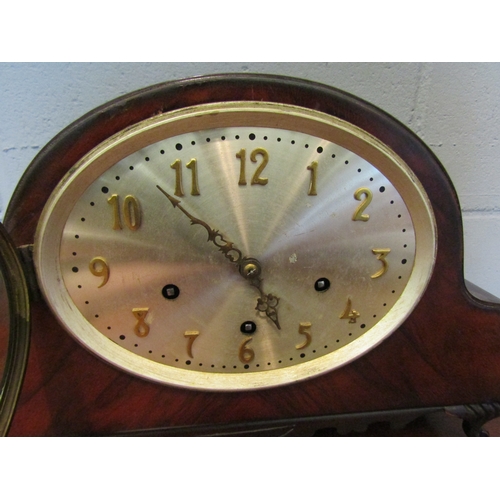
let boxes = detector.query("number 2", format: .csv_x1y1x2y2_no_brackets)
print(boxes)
352,188,373,221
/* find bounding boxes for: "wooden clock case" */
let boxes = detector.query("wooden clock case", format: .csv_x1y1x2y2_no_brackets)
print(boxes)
4,74,500,436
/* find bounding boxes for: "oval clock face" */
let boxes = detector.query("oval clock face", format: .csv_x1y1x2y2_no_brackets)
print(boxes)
34,102,436,390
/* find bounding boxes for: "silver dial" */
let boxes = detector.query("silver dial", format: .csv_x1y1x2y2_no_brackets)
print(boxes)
34,102,436,390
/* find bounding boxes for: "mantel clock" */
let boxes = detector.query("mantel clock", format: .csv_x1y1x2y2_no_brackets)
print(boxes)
1,74,500,436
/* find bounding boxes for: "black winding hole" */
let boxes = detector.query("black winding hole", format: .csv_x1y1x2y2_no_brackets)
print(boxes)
314,277,330,292
240,321,257,334
249,133,256,140
162,284,180,300
145,157,150,161
379,186,386,193
186,360,191,365
101,187,109,194
72,267,79,273
402,259,407,265
175,143,183,151
129,166,134,170
317,147,323,153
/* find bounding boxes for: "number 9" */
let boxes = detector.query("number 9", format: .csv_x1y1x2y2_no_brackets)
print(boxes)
89,257,110,288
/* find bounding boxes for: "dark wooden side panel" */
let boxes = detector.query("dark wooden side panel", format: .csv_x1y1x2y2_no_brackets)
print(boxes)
6,74,500,436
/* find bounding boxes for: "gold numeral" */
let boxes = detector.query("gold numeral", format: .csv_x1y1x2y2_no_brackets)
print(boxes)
307,161,318,196
89,257,109,288
132,308,150,337
108,194,142,230
107,194,122,230
236,148,270,186
296,322,312,350
371,248,391,279
170,159,184,197
171,158,200,197
236,149,247,185
184,330,200,358
123,195,141,230
239,337,255,363
340,298,360,323
186,159,200,196
352,188,373,221
250,148,269,185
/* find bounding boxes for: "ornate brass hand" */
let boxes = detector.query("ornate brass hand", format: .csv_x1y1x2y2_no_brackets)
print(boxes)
157,186,281,329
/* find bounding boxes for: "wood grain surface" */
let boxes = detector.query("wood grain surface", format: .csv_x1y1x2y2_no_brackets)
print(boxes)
5,74,500,436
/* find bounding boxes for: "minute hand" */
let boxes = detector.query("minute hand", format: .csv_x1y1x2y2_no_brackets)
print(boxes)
157,185,281,330
157,185,244,265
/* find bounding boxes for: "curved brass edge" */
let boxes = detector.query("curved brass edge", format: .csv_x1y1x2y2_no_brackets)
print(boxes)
34,101,437,391
0,223,30,436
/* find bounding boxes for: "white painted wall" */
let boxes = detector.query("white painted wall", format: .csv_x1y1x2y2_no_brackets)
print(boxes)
1,62,499,296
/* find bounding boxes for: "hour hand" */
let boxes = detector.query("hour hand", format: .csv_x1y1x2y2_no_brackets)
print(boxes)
240,258,281,330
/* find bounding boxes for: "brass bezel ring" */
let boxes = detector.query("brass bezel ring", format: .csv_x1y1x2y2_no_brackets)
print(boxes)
34,101,437,391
